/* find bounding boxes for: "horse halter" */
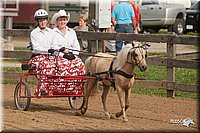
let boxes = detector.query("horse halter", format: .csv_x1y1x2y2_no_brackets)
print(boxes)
126,45,148,66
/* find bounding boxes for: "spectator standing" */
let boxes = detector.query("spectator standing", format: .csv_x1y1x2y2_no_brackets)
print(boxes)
111,0,116,13
130,0,141,32
111,0,138,55
105,26,116,52
74,16,88,51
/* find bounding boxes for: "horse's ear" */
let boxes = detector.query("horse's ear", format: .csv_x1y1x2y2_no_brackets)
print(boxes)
132,41,135,48
142,42,151,47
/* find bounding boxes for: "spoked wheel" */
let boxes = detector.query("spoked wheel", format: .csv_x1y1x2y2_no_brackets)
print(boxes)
14,81,31,111
68,96,85,110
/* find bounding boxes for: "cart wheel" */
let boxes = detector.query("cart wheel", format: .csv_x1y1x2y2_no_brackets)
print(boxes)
14,81,31,111
68,96,85,110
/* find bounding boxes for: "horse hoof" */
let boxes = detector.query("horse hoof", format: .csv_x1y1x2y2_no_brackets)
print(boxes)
115,112,121,118
75,111,82,116
110,115,115,119
122,116,128,122
123,118,129,122
81,107,87,114
105,112,111,119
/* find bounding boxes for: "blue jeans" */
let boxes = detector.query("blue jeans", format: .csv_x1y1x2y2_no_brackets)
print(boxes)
115,25,134,55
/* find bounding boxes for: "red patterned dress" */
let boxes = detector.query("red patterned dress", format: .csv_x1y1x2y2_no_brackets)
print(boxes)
29,54,86,96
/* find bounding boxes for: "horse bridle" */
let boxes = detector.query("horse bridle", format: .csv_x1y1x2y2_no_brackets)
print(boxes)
126,46,148,66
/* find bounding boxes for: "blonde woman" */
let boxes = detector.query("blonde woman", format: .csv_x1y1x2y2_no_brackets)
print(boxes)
74,16,88,50
74,16,88,31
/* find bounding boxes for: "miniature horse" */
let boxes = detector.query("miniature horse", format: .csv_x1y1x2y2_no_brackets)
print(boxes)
81,42,148,122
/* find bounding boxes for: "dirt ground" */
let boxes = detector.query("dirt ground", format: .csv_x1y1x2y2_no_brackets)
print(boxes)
2,84,199,132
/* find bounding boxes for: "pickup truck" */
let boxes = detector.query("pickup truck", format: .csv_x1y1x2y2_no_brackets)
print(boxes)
137,0,186,34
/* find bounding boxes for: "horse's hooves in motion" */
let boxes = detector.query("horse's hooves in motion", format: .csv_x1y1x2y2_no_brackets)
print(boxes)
81,107,87,114
105,112,114,119
110,115,115,119
115,112,122,118
123,118,129,122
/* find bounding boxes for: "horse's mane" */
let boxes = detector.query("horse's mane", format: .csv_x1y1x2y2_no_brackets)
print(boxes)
113,44,133,70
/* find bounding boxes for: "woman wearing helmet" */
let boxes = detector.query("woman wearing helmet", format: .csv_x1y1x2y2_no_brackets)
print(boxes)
29,9,55,95
30,9,54,58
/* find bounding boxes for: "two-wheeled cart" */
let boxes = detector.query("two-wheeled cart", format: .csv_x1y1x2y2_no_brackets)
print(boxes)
14,49,89,111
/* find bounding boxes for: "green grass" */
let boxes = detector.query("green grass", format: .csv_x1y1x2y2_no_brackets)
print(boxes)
133,65,199,99
14,47,30,51
133,87,199,99
134,65,167,81
148,52,167,57
2,80,19,84
185,32,199,37
175,68,199,84
12,36,30,42
2,80,37,85
2,58,29,62
134,65,199,84
3,67,24,73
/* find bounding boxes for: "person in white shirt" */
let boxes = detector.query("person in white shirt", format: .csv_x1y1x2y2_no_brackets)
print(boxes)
50,10,86,95
29,9,55,96
51,10,80,55
30,9,54,58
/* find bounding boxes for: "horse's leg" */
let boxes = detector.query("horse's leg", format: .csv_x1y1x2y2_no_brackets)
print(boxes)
115,88,131,119
125,88,131,112
101,83,112,119
81,79,97,114
115,87,129,122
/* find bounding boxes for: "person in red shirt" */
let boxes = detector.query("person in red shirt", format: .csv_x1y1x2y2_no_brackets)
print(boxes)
111,0,116,13
130,0,141,32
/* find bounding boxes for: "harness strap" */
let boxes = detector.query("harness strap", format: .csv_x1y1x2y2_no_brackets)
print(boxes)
108,61,116,90
89,60,135,90
113,70,135,79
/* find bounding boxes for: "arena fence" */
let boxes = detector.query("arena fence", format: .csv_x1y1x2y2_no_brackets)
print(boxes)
2,29,200,97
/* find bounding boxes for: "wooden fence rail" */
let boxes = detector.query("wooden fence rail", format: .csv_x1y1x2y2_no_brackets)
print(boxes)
2,29,199,45
1,29,200,97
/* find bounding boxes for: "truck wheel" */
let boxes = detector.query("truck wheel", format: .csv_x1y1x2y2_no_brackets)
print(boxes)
173,19,184,35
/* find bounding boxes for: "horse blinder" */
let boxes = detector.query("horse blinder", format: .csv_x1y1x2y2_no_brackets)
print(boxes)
131,51,137,62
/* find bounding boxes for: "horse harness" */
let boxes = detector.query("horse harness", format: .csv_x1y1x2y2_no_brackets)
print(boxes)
87,45,147,90
88,60,136,90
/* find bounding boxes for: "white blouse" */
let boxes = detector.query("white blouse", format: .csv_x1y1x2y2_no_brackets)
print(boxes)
52,27,80,55
30,27,53,53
